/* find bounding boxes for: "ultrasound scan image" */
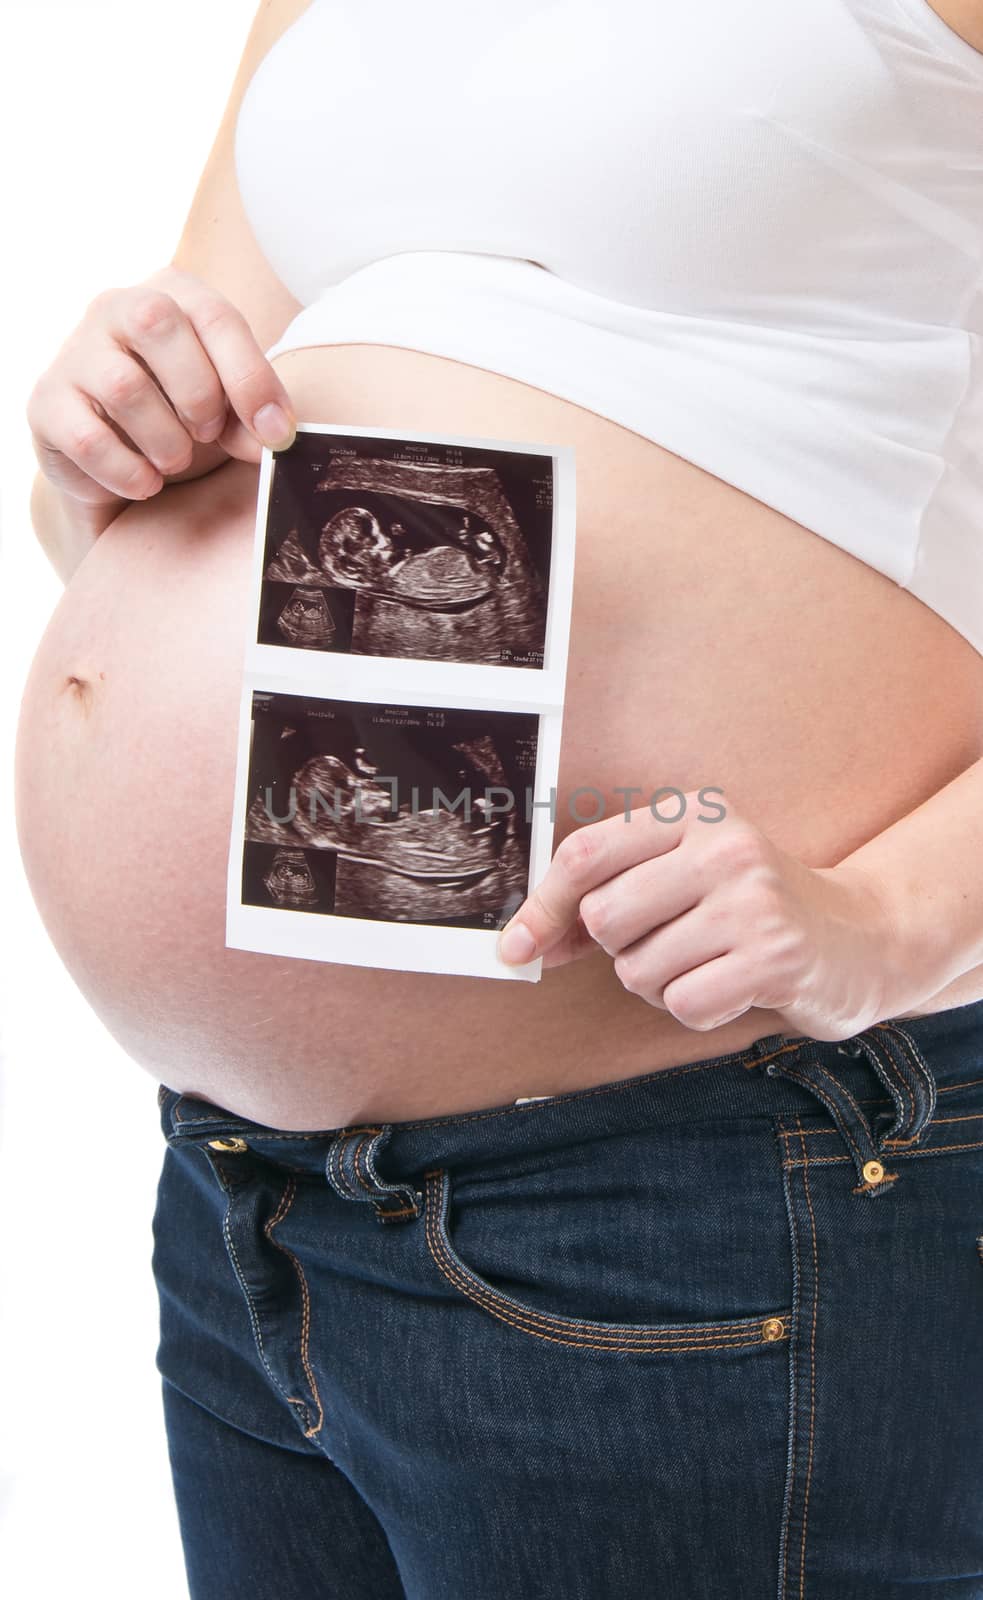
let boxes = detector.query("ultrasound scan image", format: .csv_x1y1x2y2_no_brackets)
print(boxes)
274,587,337,649
241,692,539,929
256,432,554,667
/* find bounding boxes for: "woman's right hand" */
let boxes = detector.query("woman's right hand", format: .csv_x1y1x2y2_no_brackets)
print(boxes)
26,265,297,514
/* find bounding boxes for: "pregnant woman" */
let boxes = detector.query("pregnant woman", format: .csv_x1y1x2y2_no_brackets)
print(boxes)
14,1,983,1594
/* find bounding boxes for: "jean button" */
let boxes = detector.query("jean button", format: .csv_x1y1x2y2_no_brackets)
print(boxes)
206,1136,249,1153
838,1039,864,1056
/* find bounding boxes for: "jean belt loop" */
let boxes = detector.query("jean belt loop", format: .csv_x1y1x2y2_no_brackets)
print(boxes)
324,1125,421,1223
852,1020,937,1147
762,1048,900,1198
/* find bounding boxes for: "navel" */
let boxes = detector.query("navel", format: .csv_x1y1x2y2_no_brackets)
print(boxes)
63,673,96,711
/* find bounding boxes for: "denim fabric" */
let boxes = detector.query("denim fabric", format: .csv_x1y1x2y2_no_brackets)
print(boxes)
152,999,983,1599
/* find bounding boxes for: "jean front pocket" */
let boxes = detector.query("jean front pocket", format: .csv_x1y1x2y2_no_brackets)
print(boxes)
421,1118,794,1357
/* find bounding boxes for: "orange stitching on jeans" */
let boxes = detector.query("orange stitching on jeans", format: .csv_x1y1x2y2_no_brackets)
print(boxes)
221,1191,299,1419
342,1132,385,1196
796,1118,819,1600
421,1171,789,1352
778,1123,839,1139
335,1131,362,1199
264,1178,325,1439
756,1082,974,1112
887,1112,983,1129
775,1062,868,1170
266,1178,294,1233
876,1140,983,1157
423,1169,770,1347
777,1120,801,1600
777,1112,983,1148
783,1137,983,1168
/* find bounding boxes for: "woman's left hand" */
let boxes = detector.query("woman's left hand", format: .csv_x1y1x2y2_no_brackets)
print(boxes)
497,793,904,1040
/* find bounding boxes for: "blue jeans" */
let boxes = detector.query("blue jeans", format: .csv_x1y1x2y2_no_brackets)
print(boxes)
152,1000,983,1598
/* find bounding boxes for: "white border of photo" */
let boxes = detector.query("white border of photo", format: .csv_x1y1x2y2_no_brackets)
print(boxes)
225,423,576,980
241,422,576,709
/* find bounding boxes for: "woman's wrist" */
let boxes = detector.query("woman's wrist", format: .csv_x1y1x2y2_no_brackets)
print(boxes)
29,472,124,584
823,786,983,1020
814,860,928,1022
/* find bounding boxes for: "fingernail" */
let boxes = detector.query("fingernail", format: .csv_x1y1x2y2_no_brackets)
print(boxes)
253,402,295,449
498,921,537,965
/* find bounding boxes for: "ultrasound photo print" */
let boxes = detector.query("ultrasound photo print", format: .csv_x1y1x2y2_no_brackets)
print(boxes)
241,692,540,930
256,429,554,668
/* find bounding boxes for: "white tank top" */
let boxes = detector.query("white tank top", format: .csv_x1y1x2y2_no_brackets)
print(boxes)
235,0,983,655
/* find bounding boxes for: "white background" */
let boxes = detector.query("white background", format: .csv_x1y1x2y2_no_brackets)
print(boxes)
1,4,259,1593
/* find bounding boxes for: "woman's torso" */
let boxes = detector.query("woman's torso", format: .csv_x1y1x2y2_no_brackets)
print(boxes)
14,0,983,1128
15,343,983,1128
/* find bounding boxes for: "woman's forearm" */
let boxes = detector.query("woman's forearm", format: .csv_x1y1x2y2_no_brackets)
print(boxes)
830,754,983,1015
29,472,125,585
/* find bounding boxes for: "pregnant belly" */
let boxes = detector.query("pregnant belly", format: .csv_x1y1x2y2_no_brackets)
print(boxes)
15,344,983,1129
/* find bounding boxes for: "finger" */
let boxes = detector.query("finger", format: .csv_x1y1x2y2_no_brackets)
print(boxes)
180,291,297,448
105,287,231,442
498,806,686,964
76,350,195,478
32,385,163,502
539,916,602,970
214,409,263,466
578,847,703,956
611,904,733,1008
660,952,757,1031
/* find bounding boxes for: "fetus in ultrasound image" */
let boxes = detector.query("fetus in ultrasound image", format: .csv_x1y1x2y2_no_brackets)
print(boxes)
240,692,539,928
273,586,337,649
256,431,554,667
261,848,322,908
